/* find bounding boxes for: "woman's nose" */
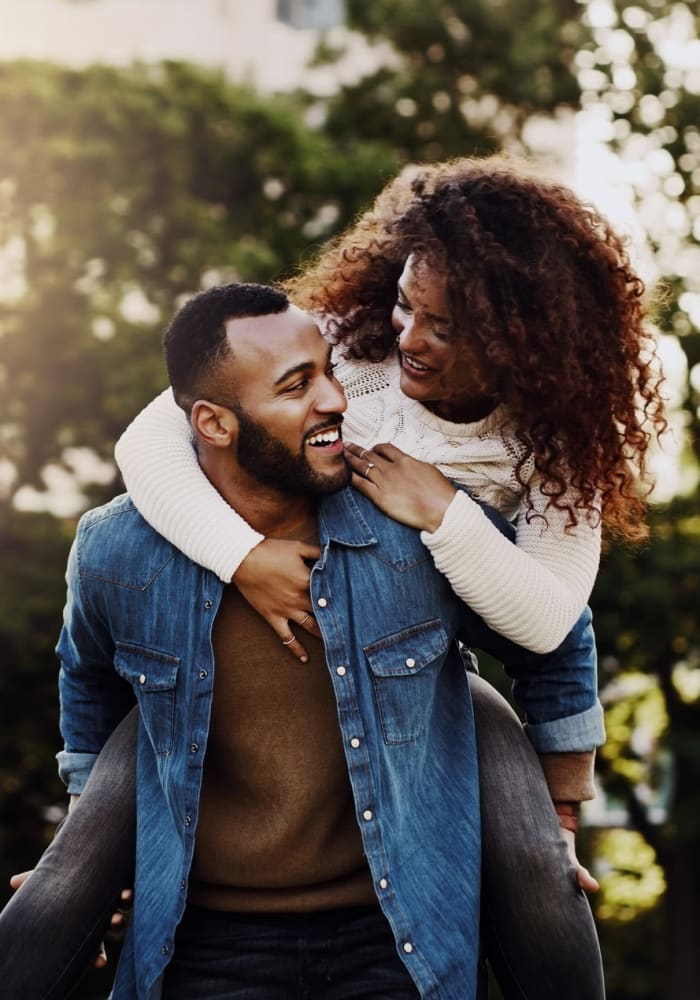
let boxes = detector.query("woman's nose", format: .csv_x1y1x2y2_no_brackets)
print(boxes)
397,318,424,353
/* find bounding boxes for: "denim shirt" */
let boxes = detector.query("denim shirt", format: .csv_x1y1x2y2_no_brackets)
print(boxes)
57,488,603,1000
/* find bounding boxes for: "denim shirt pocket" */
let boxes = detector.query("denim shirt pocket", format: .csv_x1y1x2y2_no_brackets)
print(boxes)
114,641,180,756
364,619,448,745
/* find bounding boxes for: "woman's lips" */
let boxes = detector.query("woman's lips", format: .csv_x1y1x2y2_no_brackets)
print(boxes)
401,352,435,378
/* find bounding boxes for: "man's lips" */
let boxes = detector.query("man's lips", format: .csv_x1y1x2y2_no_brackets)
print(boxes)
305,424,344,452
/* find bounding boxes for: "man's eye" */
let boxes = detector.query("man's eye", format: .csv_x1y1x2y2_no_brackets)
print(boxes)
286,379,309,393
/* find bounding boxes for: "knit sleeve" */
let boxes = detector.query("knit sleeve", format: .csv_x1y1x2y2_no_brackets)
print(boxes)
421,486,601,653
114,390,263,581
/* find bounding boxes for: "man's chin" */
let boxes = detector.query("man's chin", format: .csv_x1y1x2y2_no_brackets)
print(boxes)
312,464,352,495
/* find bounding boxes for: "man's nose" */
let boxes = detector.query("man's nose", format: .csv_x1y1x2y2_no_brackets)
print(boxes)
317,375,348,413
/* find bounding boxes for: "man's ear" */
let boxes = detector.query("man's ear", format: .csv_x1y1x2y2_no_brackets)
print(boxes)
191,400,238,449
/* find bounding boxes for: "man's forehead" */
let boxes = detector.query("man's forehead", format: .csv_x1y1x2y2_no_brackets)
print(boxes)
223,307,328,375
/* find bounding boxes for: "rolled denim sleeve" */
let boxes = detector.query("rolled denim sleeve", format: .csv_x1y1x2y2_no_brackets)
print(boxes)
524,700,605,753
55,750,99,795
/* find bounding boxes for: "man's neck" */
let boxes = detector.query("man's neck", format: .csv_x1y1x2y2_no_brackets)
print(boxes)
201,459,317,537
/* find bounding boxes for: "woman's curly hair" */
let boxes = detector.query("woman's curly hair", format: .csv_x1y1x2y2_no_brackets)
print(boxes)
283,154,667,542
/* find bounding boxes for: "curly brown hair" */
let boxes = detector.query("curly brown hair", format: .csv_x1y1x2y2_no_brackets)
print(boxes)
283,154,666,542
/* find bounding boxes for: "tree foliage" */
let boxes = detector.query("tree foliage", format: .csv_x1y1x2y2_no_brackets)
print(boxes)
0,60,386,502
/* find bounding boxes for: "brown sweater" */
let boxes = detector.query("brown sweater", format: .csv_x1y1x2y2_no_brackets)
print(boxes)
188,526,375,913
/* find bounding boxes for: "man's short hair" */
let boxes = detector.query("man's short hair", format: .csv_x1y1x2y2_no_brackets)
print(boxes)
164,282,289,411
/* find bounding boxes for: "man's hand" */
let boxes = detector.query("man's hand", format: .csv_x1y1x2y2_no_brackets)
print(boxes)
233,538,321,663
560,829,600,893
345,442,457,533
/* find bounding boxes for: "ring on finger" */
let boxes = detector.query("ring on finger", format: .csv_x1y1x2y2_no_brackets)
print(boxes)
365,462,375,477
281,635,295,646
299,613,311,627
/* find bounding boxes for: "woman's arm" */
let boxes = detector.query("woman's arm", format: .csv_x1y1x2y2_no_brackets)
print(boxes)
345,441,600,653
115,391,320,661
115,390,264,580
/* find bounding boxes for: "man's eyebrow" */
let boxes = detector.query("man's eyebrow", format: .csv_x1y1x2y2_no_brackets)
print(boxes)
272,347,332,387
273,361,314,387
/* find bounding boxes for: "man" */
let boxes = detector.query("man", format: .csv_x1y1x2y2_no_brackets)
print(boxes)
56,283,604,999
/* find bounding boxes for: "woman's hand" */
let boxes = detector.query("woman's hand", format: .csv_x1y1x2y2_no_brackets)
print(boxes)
233,538,321,663
345,441,457,533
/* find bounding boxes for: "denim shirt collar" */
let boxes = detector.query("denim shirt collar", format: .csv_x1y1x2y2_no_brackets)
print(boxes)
318,488,379,551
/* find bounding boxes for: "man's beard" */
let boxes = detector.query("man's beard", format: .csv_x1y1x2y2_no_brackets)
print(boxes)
232,404,350,496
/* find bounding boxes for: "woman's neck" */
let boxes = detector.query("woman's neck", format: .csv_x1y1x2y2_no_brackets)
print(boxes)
423,395,498,424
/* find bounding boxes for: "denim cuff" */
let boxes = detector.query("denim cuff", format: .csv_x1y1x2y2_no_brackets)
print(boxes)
56,750,98,795
524,700,605,753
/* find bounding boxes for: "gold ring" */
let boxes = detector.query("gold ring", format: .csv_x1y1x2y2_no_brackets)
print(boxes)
281,635,295,646
299,614,311,626
359,449,369,459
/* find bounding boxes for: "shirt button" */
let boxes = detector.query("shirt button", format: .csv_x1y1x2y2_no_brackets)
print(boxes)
184,815,192,827
199,670,208,679
138,674,146,685
403,942,414,954
317,597,328,608
350,737,361,749
161,944,170,955
190,743,199,753
179,880,186,890
336,666,347,676
405,657,416,669
379,877,388,890
204,599,213,608
362,809,373,821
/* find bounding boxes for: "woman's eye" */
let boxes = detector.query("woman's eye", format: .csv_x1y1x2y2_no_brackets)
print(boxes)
395,297,411,313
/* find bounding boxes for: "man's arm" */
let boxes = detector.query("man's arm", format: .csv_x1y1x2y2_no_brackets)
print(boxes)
56,518,135,795
452,499,604,765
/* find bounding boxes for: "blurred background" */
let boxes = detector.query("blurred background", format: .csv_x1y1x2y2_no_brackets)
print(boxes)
0,1,698,997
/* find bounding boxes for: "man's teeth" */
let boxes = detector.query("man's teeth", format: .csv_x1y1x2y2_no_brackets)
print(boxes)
307,428,340,447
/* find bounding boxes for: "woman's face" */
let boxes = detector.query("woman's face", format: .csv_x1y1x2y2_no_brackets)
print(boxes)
391,256,498,423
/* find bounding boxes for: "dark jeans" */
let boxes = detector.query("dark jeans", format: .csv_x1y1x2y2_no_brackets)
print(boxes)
0,681,605,999
162,904,418,999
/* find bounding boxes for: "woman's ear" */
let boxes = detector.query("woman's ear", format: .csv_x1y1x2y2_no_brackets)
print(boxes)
191,400,238,449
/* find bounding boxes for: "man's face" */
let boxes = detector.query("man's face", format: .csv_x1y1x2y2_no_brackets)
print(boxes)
221,306,350,495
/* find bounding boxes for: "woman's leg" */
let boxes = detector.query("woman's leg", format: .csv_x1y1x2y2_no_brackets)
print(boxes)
469,674,605,1000
0,707,138,1000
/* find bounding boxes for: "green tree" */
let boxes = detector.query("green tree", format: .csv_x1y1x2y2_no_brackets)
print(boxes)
0,60,387,506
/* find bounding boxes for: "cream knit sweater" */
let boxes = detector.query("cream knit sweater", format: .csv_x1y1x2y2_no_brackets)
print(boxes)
115,351,601,654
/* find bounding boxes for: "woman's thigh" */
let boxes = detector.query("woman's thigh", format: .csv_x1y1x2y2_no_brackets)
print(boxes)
469,674,605,1000
0,706,138,1000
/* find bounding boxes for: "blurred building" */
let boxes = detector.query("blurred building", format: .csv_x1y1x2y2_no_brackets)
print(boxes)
276,0,344,30
0,0,356,92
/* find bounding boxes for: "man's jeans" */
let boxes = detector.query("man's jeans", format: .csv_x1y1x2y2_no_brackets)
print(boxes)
162,904,418,999
0,680,605,1000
